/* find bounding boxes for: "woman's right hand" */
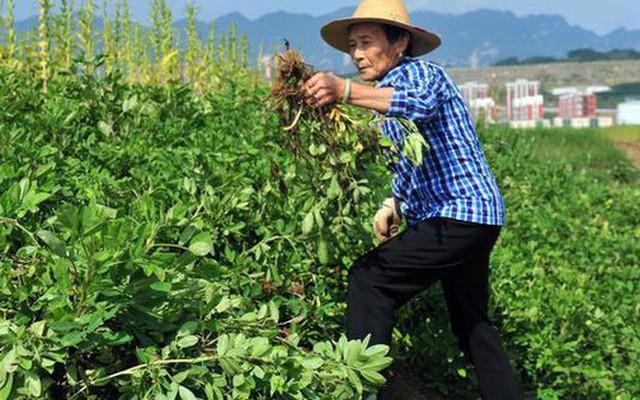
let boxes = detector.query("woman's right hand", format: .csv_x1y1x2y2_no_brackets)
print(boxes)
373,197,402,243
303,72,345,108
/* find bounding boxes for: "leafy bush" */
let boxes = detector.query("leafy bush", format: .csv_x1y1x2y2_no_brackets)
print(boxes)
0,68,392,399
1,66,639,399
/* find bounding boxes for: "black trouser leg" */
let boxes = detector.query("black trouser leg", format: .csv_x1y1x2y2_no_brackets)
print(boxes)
441,246,523,399
346,217,523,399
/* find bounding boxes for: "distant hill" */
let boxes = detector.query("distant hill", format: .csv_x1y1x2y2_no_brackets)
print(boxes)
8,8,640,72
494,48,640,66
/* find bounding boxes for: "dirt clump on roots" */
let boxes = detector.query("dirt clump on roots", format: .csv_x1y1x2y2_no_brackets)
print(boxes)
270,49,338,135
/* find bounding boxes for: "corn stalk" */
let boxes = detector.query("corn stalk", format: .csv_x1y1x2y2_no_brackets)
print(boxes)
102,0,113,74
132,23,149,83
4,0,17,63
120,0,132,78
228,23,237,67
53,0,74,70
159,0,177,83
255,43,264,87
240,32,248,68
205,21,218,90
78,0,95,75
185,3,205,90
217,33,227,77
113,0,123,71
38,0,51,93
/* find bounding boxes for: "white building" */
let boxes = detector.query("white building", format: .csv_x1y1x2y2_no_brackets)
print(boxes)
506,80,545,125
459,81,496,123
551,86,613,128
617,100,640,125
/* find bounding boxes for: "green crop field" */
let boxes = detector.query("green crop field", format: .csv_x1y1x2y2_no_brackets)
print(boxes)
1,1,640,399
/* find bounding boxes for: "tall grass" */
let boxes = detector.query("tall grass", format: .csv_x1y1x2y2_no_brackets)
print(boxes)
78,0,95,75
5,0,16,62
482,127,639,183
0,0,259,91
38,0,51,93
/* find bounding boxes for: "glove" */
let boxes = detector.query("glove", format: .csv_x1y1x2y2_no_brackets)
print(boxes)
373,197,402,243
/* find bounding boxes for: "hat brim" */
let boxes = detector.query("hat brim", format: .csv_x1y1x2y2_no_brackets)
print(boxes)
321,17,442,57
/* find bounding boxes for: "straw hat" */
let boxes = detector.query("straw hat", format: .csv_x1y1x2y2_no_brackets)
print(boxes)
321,0,441,56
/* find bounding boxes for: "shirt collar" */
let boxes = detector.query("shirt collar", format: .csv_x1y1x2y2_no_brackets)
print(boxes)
376,56,415,88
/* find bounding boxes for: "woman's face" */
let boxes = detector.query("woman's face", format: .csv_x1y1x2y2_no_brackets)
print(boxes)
348,23,409,82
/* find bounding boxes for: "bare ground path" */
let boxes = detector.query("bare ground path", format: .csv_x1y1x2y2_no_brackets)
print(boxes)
615,139,640,171
377,361,447,400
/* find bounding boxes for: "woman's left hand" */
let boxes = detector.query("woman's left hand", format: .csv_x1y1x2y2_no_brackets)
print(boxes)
304,72,344,108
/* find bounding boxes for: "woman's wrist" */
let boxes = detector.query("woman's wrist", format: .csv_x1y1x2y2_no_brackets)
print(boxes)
342,78,352,104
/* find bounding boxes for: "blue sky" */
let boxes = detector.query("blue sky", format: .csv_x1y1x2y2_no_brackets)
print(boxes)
9,0,640,35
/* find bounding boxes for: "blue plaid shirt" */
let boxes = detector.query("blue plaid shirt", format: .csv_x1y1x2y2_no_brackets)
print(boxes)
376,57,505,226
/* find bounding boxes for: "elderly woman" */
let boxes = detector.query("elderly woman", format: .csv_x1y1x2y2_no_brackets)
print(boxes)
304,0,523,398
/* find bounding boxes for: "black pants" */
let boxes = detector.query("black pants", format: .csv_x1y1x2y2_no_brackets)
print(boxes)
347,217,523,399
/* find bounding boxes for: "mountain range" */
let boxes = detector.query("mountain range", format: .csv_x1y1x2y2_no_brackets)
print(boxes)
10,8,640,72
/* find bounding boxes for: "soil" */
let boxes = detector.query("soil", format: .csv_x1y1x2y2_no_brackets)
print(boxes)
614,139,640,171
376,361,447,400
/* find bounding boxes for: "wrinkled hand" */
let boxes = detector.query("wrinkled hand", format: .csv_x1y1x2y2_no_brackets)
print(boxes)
373,198,402,243
304,72,345,108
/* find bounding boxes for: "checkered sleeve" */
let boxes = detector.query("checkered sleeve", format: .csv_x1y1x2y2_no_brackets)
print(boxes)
386,61,451,121
386,83,441,122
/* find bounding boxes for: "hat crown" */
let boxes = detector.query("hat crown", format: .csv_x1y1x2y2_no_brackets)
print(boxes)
352,0,410,25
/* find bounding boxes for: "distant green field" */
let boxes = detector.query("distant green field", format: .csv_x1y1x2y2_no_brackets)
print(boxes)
517,127,639,182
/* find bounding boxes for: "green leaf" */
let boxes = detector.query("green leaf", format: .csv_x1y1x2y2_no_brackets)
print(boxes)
309,143,327,156
317,237,329,265
360,369,386,385
344,340,362,365
0,374,13,399
177,321,199,337
58,204,80,232
123,95,138,113
327,175,342,200
178,385,197,400
360,356,393,372
37,230,67,257
250,366,264,381
217,334,230,356
232,374,245,387
177,335,199,349
24,371,42,397
301,211,314,235
250,338,270,357
346,369,363,394
60,331,84,346
98,121,113,136
179,225,197,245
362,344,389,359
166,382,179,400
135,348,155,364
215,296,231,313
300,357,324,370
173,370,190,384
22,192,51,213
404,131,429,166
378,135,393,148
189,232,213,256
150,282,172,293
29,321,46,338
